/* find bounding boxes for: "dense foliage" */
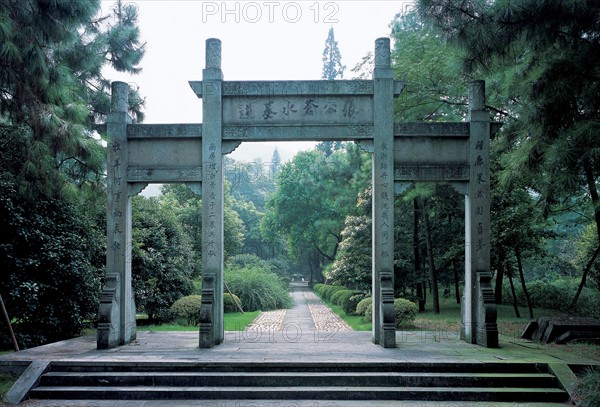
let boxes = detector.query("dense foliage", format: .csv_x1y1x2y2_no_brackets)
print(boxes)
3,0,600,351
572,368,600,407
224,265,292,312
415,0,600,310
262,144,370,283
0,177,103,348
0,0,144,348
131,196,195,322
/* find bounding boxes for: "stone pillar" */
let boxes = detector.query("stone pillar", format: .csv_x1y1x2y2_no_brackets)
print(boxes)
461,80,499,347
199,38,224,348
372,38,396,348
98,81,136,349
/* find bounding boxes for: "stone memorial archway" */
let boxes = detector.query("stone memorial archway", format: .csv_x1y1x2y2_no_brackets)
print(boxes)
97,38,499,350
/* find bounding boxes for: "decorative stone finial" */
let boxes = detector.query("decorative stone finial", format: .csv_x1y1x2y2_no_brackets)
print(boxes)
469,80,486,111
374,38,391,68
111,82,129,113
206,38,222,69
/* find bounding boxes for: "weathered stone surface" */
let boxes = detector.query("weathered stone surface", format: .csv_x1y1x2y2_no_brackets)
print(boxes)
521,320,539,340
127,123,202,138
372,37,396,348
223,95,373,126
100,81,136,350
97,38,499,351
394,122,469,137
221,124,374,141
527,317,600,344
555,330,600,344
394,163,470,182
128,138,202,169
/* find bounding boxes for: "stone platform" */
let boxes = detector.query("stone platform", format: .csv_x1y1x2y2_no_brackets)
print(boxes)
1,284,597,406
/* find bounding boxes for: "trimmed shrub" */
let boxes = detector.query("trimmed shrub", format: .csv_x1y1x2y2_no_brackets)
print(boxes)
364,301,373,321
331,289,353,306
322,285,346,301
313,283,326,296
223,293,242,313
337,290,358,308
320,285,334,300
356,297,372,321
225,265,292,311
343,293,366,315
394,298,418,328
170,295,202,326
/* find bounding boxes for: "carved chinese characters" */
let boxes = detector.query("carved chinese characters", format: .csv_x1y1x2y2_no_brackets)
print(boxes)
98,38,499,352
223,96,373,126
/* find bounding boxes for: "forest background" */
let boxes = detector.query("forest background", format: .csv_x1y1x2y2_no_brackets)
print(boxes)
1,0,600,349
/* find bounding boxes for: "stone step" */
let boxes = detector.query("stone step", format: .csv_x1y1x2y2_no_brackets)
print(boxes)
46,360,550,374
29,385,569,402
26,361,571,404
39,371,559,388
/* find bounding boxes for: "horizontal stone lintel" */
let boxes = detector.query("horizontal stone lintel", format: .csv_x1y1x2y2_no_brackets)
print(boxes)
222,124,374,141
127,167,202,183
394,163,470,182
395,122,469,138
190,80,406,98
394,122,502,138
127,124,203,138
99,122,498,141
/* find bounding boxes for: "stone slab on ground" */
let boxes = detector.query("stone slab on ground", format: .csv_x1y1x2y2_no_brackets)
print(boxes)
14,400,572,407
523,316,600,344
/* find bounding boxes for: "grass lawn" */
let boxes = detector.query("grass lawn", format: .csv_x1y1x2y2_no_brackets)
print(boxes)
315,290,584,337
137,311,261,332
1,373,17,403
407,296,568,338
322,300,372,331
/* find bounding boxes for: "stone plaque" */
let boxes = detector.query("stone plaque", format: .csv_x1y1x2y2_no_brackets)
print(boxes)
223,95,373,127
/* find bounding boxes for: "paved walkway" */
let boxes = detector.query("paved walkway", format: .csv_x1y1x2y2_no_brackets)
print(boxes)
249,282,351,334
1,283,598,366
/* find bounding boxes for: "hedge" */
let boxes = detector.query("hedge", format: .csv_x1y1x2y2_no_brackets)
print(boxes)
322,285,346,301
331,289,354,306
170,295,202,326
394,298,418,328
344,293,366,316
356,297,372,321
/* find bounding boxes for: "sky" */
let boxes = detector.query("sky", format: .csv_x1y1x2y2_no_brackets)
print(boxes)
101,0,411,164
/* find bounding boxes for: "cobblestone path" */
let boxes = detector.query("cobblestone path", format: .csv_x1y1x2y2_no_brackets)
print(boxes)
247,283,351,332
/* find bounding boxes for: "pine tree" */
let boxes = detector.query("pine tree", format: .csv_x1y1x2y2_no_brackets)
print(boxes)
0,0,146,348
319,27,346,156
270,147,281,176
417,0,600,308
322,27,346,80
0,0,145,197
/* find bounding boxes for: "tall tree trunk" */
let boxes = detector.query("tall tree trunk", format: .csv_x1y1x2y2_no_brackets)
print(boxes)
413,199,425,311
506,260,521,318
570,244,600,310
495,251,505,304
453,262,461,304
421,198,440,314
572,160,600,309
515,247,534,319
